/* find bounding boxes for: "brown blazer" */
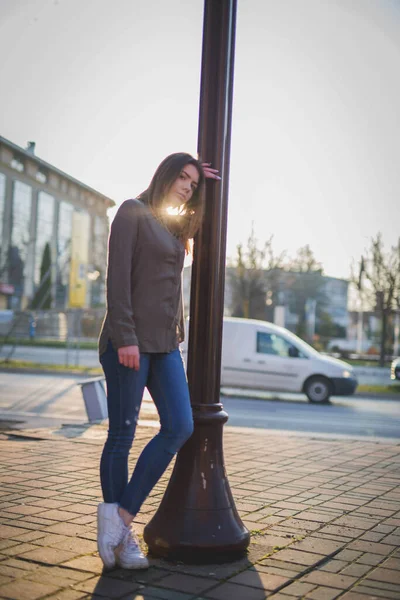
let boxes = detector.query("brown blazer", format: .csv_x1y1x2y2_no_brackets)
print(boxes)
98,199,185,355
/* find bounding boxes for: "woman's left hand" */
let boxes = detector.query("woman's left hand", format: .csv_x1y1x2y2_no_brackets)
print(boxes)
202,163,221,181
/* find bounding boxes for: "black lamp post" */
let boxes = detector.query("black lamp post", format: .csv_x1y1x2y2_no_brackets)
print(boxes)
143,0,250,562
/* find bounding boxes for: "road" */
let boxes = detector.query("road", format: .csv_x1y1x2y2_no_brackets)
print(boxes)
221,393,400,439
0,372,157,429
1,372,399,439
0,345,395,385
0,344,100,368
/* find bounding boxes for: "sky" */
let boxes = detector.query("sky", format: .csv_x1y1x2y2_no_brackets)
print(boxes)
1,0,399,281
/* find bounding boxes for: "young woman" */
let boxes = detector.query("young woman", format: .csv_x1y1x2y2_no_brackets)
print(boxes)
97,153,219,570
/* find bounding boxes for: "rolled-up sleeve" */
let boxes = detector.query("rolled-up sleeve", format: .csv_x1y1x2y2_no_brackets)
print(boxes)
106,200,139,349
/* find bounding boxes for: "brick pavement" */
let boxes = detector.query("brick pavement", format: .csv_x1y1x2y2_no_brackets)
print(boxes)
0,423,399,600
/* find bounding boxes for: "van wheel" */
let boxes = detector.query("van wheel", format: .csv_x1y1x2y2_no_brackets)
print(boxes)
304,376,332,404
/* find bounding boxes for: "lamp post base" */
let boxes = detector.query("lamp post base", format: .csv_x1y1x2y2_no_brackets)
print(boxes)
143,404,250,563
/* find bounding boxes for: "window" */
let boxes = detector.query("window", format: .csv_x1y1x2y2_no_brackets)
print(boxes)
0,173,5,269
34,192,55,286
90,215,107,306
257,331,303,358
36,170,48,184
55,201,73,307
10,157,24,172
9,181,32,307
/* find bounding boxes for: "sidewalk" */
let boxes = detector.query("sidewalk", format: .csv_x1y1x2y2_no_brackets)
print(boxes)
0,422,399,600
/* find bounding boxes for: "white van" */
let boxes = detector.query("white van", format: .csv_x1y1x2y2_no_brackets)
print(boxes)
183,317,358,403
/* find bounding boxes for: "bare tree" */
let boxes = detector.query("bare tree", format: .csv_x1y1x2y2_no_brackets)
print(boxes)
358,234,400,366
285,245,326,340
228,227,285,320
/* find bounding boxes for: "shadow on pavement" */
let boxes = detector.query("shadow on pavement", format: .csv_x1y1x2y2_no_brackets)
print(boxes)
90,555,262,599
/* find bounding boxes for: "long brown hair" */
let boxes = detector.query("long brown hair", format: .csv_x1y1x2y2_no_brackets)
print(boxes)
138,153,205,251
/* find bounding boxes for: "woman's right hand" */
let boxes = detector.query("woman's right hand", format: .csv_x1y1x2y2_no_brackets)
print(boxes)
118,345,140,370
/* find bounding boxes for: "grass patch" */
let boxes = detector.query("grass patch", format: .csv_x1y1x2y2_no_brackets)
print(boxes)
0,337,98,350
346,359,392,367
357,384,400,395
0,359,102,375
249,529,264,537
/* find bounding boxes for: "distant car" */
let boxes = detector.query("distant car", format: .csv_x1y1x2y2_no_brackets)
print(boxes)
391,358,400,381
183,317,358,403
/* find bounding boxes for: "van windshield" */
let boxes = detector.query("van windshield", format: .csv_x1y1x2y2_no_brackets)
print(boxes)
279,329,320,357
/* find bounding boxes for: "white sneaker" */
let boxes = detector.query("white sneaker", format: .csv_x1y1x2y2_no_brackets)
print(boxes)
97,502,126,569
116,527,149,570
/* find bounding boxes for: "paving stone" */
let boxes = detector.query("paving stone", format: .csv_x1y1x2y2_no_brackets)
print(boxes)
279,581,316,596
295,511,339,523
364,566,400,585
203,581,271,600
31,533,71,546
127,587,192,600
359,531,386,542
0,579,60,599
334,550,362,562
340,592,385,600
360,578,400,593
45,591,87,600
382,534,400,546
302,571,357,589
372,524,396,534
0,557,40,572
347,540,395,555
271,549,325,567
25,565,93,588
319,559,348,573
19,546,77,565
333,516,378,530
229,570,288,590
351,584,400,599
0,524,31,539
43,522,91,536
356,552,388,566
34,509,84,522
50,537,97,553
154,573,214,595
257,558,306,573
304,586,341,599
289,537,344,555
2,542,41,557
0,563,32,578
10,530,46,543
382,557,400,570
341,562,372,577
318,525,360,539
73,575,141,597
0,574,13,586
254,563,300,579
0,539,20,551
268,594,300,600
63,555,113,574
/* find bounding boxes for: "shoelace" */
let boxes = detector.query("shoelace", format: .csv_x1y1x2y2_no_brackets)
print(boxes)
122,528,142,555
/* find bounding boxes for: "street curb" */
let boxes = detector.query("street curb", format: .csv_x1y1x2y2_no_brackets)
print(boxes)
2,367,399,399
2,420,399,446
220,388,400,402
0,366,101,377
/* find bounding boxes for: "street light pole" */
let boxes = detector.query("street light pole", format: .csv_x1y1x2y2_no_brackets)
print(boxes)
143,0,250,562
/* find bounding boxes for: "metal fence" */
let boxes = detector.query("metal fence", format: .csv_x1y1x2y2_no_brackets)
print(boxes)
0,308,106,366
0,308,105,342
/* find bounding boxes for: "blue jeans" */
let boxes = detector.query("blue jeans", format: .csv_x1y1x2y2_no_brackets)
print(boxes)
99,340,193,516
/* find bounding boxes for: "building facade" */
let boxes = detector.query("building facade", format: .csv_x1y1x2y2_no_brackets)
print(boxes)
281,273,349,337
0,136,114,310
183,265,349,343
